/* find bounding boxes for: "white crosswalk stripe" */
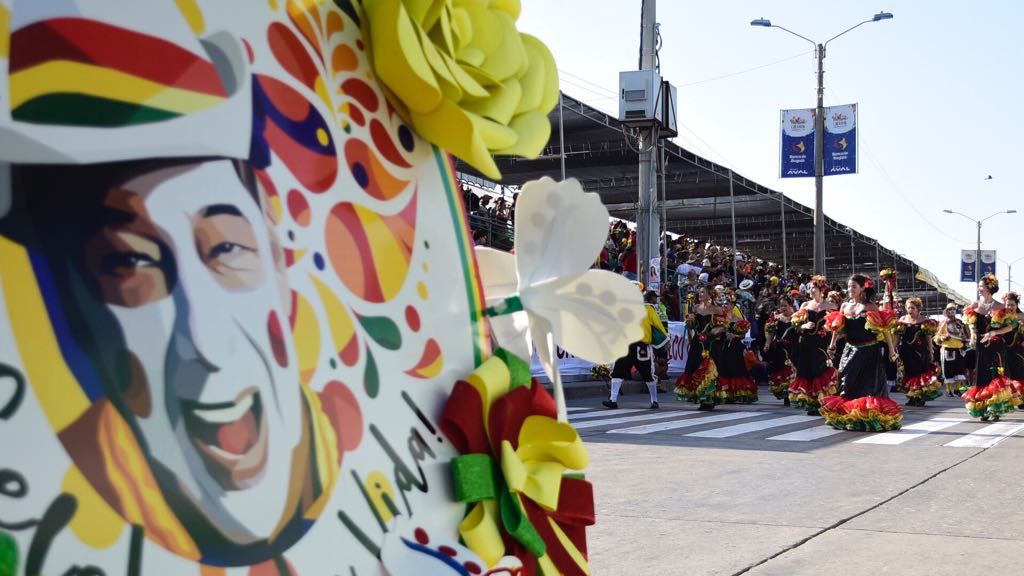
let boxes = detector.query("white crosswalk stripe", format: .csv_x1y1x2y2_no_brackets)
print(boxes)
768,425,845,442
566,407,589,413
945,422,1024,448
567,405,1024,448
853,417,967,445
687,415,822,438
572,410,686,430
607,411,760,434
569,408,646,421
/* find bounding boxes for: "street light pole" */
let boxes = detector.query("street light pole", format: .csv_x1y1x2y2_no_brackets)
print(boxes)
751,12,893,276
814,43,826,275
998,256,1024,291
943,206,1017,300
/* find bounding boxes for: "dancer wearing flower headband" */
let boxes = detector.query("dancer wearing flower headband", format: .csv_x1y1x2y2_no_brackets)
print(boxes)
675,285,725,410
716,290,758,403
934,303,969,396
787,275,837,415
764,298,797,405
821,275,903,431
1001,292,1024,408
960,275,1022,420
897,297,942,406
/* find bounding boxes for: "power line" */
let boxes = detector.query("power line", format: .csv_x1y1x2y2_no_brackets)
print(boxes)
679,50,813,87
823,83,970,246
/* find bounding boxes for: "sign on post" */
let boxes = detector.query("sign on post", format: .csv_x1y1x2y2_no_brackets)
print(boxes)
780,108,814,178
824,103,857,175
961,250,996,281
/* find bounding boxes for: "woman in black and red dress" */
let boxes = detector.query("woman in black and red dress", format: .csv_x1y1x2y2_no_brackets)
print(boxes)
764,298,797,405
898,297,941,406
675,286,724,410
962,276,1023,420
1004,293,1024,408
788,276,837,415
716,292,757,404
822,274,903,431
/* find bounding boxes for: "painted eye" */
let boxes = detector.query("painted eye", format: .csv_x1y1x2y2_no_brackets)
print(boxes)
209,242,244,259
102,251,158,275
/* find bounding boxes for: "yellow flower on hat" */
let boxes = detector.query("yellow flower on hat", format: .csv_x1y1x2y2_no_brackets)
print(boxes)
362,0,558,179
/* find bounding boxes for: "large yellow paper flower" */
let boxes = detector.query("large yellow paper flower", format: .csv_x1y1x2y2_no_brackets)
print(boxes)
363,0,558,179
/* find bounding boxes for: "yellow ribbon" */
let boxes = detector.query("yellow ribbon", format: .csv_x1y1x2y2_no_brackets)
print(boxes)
453,357,590,573
500,416,589,510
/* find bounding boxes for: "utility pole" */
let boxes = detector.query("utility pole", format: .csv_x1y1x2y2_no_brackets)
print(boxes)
813,43,826,276
637,0,659,287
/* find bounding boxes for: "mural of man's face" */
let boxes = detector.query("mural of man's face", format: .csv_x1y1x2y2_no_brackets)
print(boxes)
73,160,305,544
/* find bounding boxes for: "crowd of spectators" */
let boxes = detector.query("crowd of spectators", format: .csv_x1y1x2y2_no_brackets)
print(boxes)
463,182,852,336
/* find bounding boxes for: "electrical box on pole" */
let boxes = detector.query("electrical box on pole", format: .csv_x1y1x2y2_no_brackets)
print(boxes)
618,71,677,138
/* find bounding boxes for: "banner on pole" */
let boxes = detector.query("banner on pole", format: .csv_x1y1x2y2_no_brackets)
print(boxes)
960,250,976,282
981,250,997,277
961,250,996,282
780,108,815,178
824,103,857,175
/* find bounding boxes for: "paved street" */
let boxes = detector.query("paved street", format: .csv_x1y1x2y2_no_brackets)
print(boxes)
575,389,1024,575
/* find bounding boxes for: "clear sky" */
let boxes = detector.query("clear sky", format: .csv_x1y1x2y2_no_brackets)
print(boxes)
518,0,1024,300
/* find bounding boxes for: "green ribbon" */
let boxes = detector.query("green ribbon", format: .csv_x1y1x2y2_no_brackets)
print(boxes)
484,294,524,317
495,347,532,389
0,531,17,576
452,454,497,502
451,452,547,558
499,485,547,557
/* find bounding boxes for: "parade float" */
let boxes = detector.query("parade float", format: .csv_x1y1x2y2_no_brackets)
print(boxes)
0,1,643,573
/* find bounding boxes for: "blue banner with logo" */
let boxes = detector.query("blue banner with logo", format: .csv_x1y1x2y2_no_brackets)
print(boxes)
780,108,814,178
960,250,977,282
961,250,996,281
824,103,857,175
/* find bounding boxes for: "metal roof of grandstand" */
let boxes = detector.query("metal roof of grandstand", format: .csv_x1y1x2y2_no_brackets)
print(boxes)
455,92,969,310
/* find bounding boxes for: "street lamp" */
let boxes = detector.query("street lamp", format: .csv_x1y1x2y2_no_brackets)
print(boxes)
751,12,893,276
942,207,1017,299
845,227,855,272
998,255,1024,292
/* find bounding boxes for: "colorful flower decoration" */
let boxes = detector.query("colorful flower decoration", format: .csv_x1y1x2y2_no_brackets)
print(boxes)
362,0,559,179
475,177,644,381
790,309,809,328
981,273,1000,293
964,304,978,325
731,319,751,337
824,310,846,333
879,268,896,280
439,350,594,575
866,309,899,334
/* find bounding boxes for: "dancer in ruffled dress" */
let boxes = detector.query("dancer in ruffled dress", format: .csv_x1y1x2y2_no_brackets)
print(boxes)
787,276,837,415
675,286,725,410
960,275,1022,421
821,274,903,432
764,298,797,405
897,297,941,406
716,291,757,403
934,303,968,396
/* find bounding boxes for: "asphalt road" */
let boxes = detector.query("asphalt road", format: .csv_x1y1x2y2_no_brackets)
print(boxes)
573,389,1024,575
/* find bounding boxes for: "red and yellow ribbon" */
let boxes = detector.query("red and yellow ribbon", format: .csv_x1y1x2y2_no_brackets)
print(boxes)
440,350,594,575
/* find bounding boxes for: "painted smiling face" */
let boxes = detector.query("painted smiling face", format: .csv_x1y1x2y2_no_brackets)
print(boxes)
70,160,305,543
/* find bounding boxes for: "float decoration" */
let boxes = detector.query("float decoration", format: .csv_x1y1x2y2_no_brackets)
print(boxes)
476,176,644,418
439,351,594,575
0,0,583,574
363,0,559,179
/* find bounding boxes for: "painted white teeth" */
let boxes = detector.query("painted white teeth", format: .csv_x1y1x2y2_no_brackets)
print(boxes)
190,394,254,424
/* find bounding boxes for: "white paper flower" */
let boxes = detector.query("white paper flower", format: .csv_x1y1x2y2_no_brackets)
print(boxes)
475,177,644,382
